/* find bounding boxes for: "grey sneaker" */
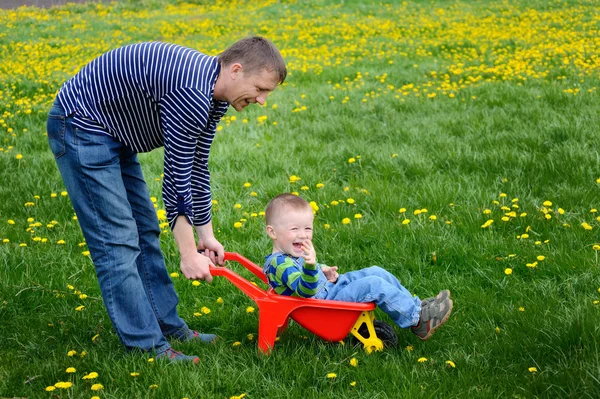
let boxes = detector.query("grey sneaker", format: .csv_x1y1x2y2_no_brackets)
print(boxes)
156,348,199,364
421,290,451,307
411,297,453,341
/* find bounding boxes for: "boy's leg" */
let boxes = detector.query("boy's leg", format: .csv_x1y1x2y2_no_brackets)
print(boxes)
326,269,421,328
47,106,169,353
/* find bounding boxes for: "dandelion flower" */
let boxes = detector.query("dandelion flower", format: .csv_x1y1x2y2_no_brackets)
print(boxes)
230,394,247,399
316,183,324,188
232,341,241,347
130,372,140,377
192,281,201,287
217,297,224,304
45,386,56,391
399,208,406,213
354,213,362,219
342,218,351,225
429,215,437,220
402,219,410,225
445,360,456,368
347,198,355,204
350,381,357,387
348,157,356,163
82,372,98,380
349,358,358,367
543,201,552,207
170,272,179,278
54,381,72,389
234,222,243,229
246,306,255,313
149,384,158,389
247,333,254,341
581,222,593,231
201,306,211,314
16,153,23,160
537,255,545,261
75,305,85,311
417,357,428,363
289,175,301,183
528,367,537,373
405,345,413,352
593,245,600,251
327,373,337,379
505,268,513,275
243,182,251,188
67,350,77,357
66,367,76,373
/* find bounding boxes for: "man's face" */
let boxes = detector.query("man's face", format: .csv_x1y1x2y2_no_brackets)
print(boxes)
267,207,314,257
228,67,280,111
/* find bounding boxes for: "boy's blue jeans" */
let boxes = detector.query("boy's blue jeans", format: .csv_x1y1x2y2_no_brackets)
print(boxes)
315,266,422,328
47,102,189,353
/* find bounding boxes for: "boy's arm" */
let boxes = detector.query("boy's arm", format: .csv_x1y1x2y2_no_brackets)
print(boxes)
275,256,320,298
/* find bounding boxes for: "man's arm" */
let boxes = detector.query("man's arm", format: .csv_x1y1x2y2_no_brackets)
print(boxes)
172,215,213,282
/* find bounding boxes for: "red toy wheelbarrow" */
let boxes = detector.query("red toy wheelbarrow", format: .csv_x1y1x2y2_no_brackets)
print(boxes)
209,252,397,354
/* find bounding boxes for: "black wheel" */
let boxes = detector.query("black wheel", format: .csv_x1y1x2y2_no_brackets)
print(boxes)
353,320,398,348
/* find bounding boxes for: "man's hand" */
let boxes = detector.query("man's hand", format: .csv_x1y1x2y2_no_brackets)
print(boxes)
321,265,339,283
196,222,225,266
300,240,317,265
180,251,214,283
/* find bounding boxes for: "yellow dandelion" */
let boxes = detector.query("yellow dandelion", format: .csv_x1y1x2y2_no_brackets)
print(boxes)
232,341,241,347
342,218,351,225
350,381,357,387
543,201,552,207
170,272,179,278
537,255,545,261
528,367,537,373
354,213,362,219
445,360,456,368
192,281,201,287
417,357,428,363
327,373,337,379
405,345,413,351
45,386,56,392
246,306,255,313
243,182,251,188
399,208,406,213
402,219,410,225
66,367,76,373
505,268,513,275
82,372,98,380
67,350,77,357
201,306,211,314
349,358,358,367
54,381,72,389
149,384,158,389
234,222,243,229
348,157,356,163
217,297,224,304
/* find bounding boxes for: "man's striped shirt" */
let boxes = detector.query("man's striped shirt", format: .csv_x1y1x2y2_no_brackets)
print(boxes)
263,252,327,298
56,41,229,228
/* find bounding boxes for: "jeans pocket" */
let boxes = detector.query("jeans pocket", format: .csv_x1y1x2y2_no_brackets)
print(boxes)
47,109,66,159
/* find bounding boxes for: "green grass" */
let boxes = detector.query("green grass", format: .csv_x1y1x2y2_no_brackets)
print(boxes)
1,0,600,397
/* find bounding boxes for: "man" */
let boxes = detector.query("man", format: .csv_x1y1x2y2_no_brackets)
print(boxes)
46,37,286,363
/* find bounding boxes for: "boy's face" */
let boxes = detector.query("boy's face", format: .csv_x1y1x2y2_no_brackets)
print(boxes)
266,207,314,257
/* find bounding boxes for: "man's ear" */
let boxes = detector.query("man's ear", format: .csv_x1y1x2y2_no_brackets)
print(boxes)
229,63,243,79
266,225,277,240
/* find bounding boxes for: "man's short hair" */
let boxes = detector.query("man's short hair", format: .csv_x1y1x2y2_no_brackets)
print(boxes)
265,193,311,225
218,36,287,84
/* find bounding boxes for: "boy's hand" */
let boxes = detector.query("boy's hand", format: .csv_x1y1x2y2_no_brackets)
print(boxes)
300,240,317,265
321,265,339,283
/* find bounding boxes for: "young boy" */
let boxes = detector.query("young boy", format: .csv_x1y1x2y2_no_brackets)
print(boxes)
263,193,453,340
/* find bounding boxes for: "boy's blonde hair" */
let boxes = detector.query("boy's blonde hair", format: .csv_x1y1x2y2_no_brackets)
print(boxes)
265,193,311,225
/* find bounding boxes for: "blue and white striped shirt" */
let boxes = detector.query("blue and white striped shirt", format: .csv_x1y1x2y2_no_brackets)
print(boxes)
56,42,230,228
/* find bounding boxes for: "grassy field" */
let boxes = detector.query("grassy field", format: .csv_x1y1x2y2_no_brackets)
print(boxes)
1,0,600,397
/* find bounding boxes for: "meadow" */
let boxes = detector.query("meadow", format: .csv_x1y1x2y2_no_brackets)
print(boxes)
1,0,600,397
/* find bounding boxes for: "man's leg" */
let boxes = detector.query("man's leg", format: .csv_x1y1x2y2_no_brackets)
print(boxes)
48,106,169,353
118,149,190,338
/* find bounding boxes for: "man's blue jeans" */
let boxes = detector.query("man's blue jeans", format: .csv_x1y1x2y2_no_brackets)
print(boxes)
47,102,189,353
315,266,422,328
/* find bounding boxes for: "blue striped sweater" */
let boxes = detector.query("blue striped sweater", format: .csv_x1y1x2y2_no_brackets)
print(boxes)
56,42,229,228
263,252,328,298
